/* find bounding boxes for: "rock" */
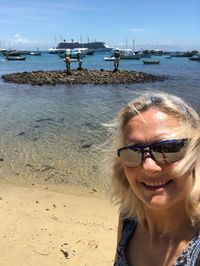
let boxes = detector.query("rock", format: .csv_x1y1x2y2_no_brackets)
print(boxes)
82,143,92,149
17,131,25,136
60,249,69,259
2,70,167,86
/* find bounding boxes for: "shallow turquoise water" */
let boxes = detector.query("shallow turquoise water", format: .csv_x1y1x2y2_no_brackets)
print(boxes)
0,52,200,191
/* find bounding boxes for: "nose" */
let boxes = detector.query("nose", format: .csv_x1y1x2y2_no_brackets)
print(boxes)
141,155,162,175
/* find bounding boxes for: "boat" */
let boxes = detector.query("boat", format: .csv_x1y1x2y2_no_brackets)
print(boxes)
137,50,151,58
6,56,26,61
189,54,200,61
63,58,77,62
117,49,140,60
3,51,21,56
165,56,171,59
170,52,193,58
109,49,140,60
48,41,113,54
104,49,141,61
120,52,140,60
189,57,200,61
86,49,94,55
143,60,160,64
104,57,115,61
29,51,41,56
0,48,9,54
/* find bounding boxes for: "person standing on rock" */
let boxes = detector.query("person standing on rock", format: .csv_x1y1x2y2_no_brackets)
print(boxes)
114,49,120,71
64,55,71,74
77,52,83,70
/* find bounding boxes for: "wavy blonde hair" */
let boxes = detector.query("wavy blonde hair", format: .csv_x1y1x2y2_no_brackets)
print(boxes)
109,92,200,225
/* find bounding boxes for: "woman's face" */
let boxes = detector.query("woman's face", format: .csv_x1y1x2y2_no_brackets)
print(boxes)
123,108,193,211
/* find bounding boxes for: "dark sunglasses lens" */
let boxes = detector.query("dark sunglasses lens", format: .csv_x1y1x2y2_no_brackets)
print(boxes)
118,148,141,167
153,140,186,153
152,140,187,164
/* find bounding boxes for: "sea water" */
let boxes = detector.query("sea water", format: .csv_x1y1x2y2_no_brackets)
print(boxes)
0,52,200,191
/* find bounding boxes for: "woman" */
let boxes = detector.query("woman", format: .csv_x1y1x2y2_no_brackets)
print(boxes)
110,92,200,265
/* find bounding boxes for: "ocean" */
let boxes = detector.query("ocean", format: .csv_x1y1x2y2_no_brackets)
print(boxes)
0,52,200,191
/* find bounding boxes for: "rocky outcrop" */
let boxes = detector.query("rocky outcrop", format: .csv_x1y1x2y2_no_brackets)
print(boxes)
2,69,167,85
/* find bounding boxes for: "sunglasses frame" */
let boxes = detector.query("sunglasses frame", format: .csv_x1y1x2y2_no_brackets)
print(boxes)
117,138,188,165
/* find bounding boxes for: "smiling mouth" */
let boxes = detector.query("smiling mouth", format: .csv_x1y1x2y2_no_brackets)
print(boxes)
142,180,173,190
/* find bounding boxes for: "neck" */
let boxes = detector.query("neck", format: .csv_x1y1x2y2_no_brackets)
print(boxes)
143,203,196,241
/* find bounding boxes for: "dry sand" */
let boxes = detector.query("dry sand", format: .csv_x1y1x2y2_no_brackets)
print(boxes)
0,180,118,266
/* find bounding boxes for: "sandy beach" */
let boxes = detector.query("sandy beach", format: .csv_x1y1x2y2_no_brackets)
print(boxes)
0,179,118,266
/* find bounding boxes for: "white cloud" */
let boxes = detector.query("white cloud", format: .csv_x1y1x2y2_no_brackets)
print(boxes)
14,34,31,44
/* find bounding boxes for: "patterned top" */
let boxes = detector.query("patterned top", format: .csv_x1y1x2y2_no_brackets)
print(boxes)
114,219,200,266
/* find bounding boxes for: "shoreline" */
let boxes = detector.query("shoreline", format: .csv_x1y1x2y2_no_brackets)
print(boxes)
2,69,167,86
0,178,118,265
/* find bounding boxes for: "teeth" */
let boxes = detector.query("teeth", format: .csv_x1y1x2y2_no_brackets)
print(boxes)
144,181,169,187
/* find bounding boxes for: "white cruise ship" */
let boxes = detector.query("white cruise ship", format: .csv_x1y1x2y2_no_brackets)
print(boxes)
48,41,112,54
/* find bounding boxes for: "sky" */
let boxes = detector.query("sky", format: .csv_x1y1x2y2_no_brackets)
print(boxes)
0,0,199,51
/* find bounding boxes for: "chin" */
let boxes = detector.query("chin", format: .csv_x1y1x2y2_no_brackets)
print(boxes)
143,195,173,210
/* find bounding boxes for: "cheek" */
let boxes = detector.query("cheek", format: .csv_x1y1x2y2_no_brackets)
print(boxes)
124,167,143,199
176,172,194,190
124,166,139,186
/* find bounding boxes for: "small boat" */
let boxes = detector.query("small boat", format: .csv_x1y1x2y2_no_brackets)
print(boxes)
165,56,171,59
120,53,140,59
189,57,200,61
110,48,140,60
189,54,200,61
6,56,26,61
63,58,77,62
86,49,94,55
143,60,160,65
119,49,140,60
29,51,41,56
104,57,115,61
3,51,21,56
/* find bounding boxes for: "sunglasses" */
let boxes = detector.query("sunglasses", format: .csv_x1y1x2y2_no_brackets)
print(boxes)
117,139,188,167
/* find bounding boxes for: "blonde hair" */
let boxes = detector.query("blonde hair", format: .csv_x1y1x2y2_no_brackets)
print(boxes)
109,92,200,225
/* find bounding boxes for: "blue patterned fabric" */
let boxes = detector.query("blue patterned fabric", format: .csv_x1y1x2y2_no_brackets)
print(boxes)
114,219,200,266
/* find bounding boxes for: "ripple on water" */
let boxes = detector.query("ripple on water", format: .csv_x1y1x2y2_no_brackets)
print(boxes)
0,56,200,191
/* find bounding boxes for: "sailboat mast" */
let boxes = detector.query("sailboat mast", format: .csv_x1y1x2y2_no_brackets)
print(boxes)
132,39,135,52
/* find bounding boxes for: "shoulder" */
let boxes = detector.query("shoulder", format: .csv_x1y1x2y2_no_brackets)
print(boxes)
118,215,137,244
175,232,200,265
115,214,137,250
114,216,137,265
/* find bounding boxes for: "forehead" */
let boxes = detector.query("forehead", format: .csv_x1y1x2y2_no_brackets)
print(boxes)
124,108,179,144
